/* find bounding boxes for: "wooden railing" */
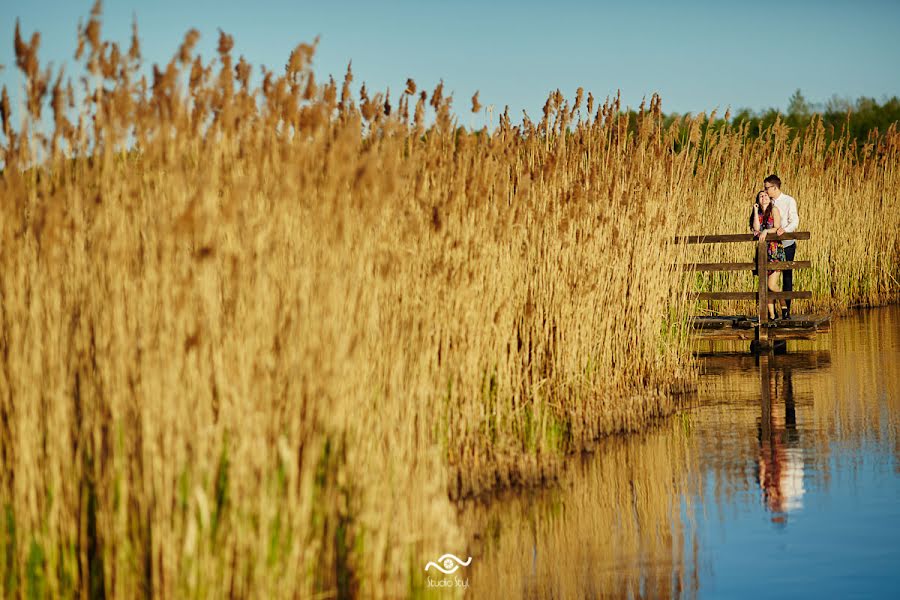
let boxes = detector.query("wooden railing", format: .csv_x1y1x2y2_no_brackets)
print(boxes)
676,231,811,346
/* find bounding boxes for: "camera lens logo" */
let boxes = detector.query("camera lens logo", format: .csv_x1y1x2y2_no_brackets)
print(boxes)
424,553,472,575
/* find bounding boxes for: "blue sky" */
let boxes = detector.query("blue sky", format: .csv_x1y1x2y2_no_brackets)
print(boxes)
2,0,899,123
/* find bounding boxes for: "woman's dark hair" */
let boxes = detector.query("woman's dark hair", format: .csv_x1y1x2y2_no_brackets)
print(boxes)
754,190,774,230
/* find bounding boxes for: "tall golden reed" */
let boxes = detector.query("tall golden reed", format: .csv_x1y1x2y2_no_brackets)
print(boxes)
0,8,897,597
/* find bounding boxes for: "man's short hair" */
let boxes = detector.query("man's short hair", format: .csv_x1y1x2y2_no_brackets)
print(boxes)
764,174,782,189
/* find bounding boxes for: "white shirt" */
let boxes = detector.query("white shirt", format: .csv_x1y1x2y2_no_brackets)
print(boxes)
772,192,799,247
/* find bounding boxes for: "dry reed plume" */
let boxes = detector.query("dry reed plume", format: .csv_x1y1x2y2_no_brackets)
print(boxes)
0,7,898,598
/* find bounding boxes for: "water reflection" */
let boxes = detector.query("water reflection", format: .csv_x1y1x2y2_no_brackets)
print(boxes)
757,353,805,521
459,418,701,599
459,307,900,598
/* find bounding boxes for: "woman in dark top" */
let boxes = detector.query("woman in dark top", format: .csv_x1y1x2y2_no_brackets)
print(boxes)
751,190,787,321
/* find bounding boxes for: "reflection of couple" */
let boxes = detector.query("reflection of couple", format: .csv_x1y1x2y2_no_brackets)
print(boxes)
759,438,804,519
757,359,804,521
749,174,800,321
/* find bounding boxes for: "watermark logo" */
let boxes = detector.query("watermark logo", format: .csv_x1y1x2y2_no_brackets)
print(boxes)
424,553,472,575
424,553,472,589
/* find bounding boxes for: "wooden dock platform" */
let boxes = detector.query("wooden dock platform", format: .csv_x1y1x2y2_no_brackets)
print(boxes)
676,231,830,351
690,314,831,342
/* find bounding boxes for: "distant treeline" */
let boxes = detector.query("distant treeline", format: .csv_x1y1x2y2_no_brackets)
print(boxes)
663,90,900,144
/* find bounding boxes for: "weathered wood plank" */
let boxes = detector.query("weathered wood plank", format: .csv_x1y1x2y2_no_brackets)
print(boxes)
680,262,756,272
693,329,758,341
675,232,811,244
689,314,830,329
691,326,826,341
764,261,811,272
678,260,811,272
777,314,832,328
696,291,812,301
770,291,813,300
691,319,728,329
690,316,757,329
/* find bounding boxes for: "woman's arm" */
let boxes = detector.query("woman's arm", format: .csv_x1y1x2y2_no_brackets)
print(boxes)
772,206,782,231
751,206,760,233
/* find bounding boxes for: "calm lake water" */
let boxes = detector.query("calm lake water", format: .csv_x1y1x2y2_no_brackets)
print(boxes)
459,305,900,599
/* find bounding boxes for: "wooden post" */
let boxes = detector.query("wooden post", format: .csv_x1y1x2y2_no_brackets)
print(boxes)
757,234,768,347
759,352,772,437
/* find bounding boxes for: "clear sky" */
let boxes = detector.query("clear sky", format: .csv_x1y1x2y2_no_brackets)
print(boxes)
2,0,900,123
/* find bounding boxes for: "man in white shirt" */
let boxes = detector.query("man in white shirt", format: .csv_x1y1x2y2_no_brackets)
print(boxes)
764,174,800,319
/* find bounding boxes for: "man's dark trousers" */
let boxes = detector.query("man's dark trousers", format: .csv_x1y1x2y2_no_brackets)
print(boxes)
783,243,797,317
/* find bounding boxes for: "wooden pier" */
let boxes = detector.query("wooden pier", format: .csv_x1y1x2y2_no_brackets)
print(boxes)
676,231,831,351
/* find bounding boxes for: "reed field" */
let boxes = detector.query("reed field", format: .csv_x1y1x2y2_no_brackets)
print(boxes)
682,118,900,315
1,10,899,598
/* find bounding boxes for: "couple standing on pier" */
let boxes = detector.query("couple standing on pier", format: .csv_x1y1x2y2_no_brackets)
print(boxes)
751,174,800,321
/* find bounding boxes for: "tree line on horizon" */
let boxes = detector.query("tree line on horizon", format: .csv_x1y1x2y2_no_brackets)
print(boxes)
664,90,900,145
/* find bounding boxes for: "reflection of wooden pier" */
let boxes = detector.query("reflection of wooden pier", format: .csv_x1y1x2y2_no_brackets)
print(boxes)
697,350,832,375
676,231,831,351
